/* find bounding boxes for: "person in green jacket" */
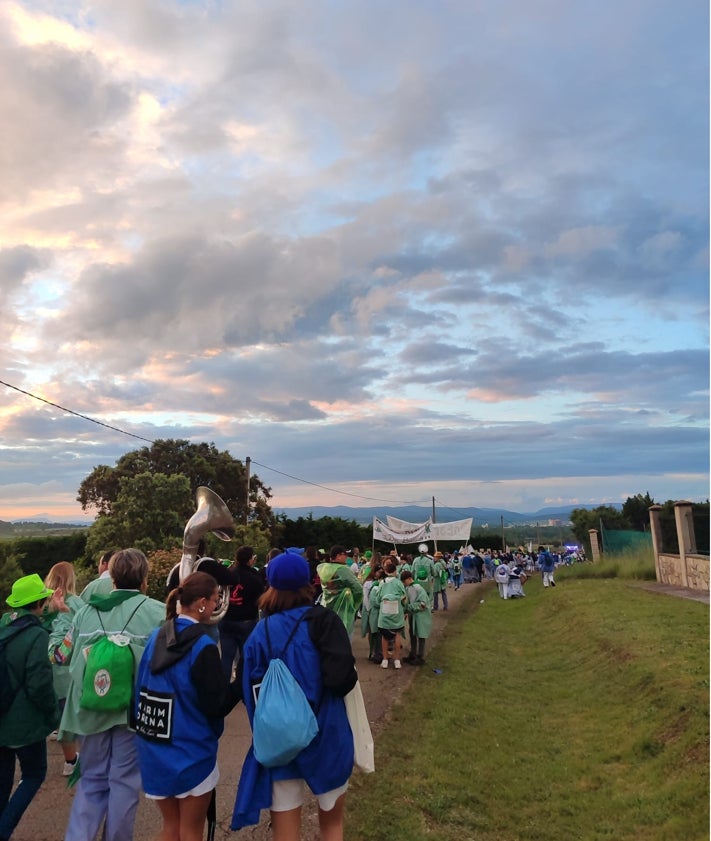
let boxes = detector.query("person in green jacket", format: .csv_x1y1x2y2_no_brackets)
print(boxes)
79,550,115,602
45,562,85,776
52,548,166,841
400,570,433,666
370,560,406,670
317,545,363,637
410,544,436,606
0,573,61,841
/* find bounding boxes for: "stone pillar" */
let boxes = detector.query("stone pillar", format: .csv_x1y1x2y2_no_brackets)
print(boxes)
674,501,695,588
588,529,601,562
648,505,663,583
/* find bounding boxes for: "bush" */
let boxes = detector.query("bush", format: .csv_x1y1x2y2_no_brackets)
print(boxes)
145,548,182,601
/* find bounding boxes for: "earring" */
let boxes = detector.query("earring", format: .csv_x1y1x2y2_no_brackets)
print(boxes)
199,606,205,614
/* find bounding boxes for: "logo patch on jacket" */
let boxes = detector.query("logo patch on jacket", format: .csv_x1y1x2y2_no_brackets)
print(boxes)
136,689,174,742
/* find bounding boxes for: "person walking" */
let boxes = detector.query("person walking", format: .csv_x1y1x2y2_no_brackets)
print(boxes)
400,570,432,666
135,571,240,841
370,560,407,670
53,549,166,841
0,574,61,841
410,545,435,606
44,562,84,776
231,551,357,840
79,551,114,602
316,546,363,637
538,546,557,588
198,545,266,680
432,552,449,611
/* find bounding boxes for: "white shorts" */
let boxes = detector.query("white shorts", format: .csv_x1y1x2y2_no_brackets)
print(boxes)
146,763,219,800
271,778,348,813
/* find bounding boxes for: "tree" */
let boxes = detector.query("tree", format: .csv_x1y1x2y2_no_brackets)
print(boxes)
77,439,275,532
622,492,656,531
570,506,630,550
278,514,371,552
85,472,192,558
0,554,24,605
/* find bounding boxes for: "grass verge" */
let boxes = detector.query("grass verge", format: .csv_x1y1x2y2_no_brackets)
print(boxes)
560,547,657,581
346,577,709,841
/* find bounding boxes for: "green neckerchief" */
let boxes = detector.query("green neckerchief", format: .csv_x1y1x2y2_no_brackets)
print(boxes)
88,589,144,611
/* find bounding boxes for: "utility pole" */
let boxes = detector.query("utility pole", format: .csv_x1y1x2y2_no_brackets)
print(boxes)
244,456,251,526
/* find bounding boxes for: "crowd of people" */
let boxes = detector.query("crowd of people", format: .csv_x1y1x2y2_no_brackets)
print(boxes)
0,539,565,841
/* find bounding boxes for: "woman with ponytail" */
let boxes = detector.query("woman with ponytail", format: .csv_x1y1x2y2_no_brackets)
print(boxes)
134,572,240,841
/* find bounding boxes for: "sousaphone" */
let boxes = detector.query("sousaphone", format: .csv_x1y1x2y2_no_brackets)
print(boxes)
166,486,235,623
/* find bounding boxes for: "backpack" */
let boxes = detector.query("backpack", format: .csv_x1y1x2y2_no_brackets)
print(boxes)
81,598,146,712
252,612,319,768
452,560,461,574
414,558,429,581
0,615,36,715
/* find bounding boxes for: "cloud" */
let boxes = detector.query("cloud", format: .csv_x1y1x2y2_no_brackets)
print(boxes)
0,0,707,520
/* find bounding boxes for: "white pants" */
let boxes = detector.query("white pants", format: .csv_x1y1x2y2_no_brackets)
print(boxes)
543,571,555,587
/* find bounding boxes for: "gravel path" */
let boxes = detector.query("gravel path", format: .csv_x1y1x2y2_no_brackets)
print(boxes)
13,579,487,841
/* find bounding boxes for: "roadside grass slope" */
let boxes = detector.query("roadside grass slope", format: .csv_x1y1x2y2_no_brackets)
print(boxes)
347,576,709,841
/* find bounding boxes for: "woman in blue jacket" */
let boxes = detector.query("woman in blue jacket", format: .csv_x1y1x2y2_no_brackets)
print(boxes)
231,551,358,841
135,572,239,841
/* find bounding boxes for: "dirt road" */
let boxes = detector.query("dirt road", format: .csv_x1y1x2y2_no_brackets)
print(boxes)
11,580,486,841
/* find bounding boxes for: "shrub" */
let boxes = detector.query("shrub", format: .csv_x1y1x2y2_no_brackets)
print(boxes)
145,547,181,601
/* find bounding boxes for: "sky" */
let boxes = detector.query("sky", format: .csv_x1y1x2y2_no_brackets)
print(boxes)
0,0,708,523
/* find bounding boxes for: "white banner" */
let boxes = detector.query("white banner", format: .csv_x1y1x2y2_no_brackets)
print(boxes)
386,515,432,531
430,519,473,541
374,516,472,544
373,517,433,544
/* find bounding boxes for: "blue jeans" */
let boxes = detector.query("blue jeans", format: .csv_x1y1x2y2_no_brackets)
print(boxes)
433,588,448,610
64,726,141,841
219,618,257,680
0,740,47,838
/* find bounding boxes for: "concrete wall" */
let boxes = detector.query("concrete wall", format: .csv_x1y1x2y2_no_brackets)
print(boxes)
649,502,710,591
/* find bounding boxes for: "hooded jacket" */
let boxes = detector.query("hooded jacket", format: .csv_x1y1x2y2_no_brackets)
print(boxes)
0,610,59,747
134,616,240,797
231,604,357,830
53,589,166,737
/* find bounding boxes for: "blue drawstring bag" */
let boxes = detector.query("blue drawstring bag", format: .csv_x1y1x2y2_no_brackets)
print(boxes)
252,614,319,768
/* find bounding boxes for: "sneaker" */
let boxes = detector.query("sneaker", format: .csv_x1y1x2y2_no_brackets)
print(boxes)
414,656,426,666
380,659,389,669
550,580,556,587
394,660,401,669
62,755,79,777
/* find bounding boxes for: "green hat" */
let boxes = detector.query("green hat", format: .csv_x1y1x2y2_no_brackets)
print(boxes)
6,573,53,608
364,550,373,559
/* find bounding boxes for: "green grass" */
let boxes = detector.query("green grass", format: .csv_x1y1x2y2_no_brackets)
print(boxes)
560,547,657,581
347,577,709,841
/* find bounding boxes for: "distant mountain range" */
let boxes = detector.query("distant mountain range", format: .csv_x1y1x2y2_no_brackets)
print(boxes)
274,503,622,527
5,502,623,531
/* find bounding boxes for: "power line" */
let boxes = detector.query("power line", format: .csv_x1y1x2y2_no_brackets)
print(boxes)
0,379,155,443
0,378,428,507
250,459,424,506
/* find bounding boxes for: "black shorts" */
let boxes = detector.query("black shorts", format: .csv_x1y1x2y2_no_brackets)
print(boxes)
379,627,404,641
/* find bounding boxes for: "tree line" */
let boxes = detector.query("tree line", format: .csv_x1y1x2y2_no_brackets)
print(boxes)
1,440,707,601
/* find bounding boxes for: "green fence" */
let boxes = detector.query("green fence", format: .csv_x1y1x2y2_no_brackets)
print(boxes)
601,529,653,555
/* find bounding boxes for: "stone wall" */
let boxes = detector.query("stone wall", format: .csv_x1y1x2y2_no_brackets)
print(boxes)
657,552,710,589
649,502,710,591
